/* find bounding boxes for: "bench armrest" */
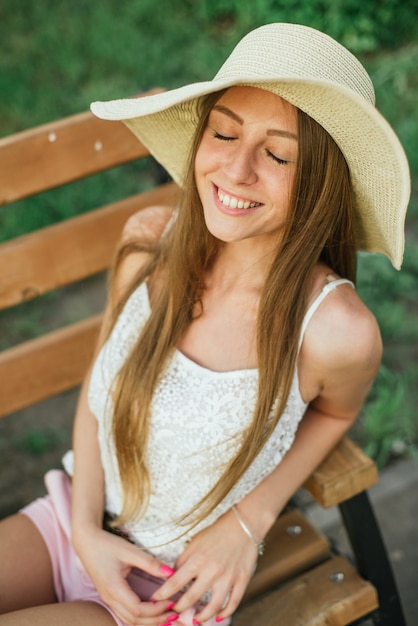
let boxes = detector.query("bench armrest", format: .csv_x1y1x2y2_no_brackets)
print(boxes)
303,437,378,508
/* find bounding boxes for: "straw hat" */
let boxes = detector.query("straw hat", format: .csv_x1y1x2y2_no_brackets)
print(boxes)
91,22,410,269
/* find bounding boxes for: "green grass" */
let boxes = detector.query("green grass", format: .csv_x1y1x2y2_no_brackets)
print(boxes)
0,1,417,467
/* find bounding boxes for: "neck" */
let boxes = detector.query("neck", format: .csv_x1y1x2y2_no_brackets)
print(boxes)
208,239,278,292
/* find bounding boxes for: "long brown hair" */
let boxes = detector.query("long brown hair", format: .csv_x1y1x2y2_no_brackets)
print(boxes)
109,89,357,528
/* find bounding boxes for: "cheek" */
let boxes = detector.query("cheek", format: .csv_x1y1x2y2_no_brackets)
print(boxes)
261,171,282,196
274,168,296,199
194,144,213,204
195,135,226,178
194,141,208,184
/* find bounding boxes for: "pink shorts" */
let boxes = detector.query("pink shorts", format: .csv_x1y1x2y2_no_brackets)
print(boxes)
21,470,230,626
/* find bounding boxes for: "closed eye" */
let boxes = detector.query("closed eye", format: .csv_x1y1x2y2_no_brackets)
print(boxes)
209,127,235,142
266,150,289,165
208,125,291,163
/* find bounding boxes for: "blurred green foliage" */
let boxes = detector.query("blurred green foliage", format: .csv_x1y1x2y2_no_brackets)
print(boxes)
196,0,417,53
14,425,67,456
359,365,418,467
0,0,417,466
1,0,417,134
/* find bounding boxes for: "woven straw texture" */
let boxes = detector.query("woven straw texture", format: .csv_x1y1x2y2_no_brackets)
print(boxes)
91,23,410,268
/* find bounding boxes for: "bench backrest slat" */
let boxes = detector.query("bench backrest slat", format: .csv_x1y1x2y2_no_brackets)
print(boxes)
0,90,178,419
0,183,178,310
0,111,150,204
0,315,101,418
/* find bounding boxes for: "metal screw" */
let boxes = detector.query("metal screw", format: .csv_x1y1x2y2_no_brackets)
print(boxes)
330,572,345,583
94,140,103,151
286,525,302,536
48,132,57,142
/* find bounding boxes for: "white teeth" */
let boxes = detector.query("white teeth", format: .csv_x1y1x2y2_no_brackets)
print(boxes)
217,189,260,209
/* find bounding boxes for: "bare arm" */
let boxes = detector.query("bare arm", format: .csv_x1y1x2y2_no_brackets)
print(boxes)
236,291,383,541
72,204,174,534
71,206,177,625
153,285,382,623
71,366,106,545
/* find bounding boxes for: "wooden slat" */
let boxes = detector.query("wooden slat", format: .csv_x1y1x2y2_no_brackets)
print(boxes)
235,555,379,626
0,182,179,310
244,509,330,602
303,437,379,508
0,90,163,205
0,315,101,419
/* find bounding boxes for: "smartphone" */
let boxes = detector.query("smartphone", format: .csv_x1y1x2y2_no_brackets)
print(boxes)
127,567,206,611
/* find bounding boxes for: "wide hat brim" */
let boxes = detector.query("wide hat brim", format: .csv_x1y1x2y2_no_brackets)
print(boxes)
91,23,410,269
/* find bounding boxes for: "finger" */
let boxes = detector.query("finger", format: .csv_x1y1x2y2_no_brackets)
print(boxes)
114,581,180,622
111,598,175,626
187,580,233,623
106,576,144,614
169,576,211,615
132,605,180,626
107,597,140,626
159,559,228,614
122,543,173,581
133,613,178,626
102,593,142,625
100,570,169,623
197,581,245,624
151,567,191,602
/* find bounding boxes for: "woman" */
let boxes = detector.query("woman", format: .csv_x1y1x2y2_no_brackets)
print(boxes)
0,22,409,626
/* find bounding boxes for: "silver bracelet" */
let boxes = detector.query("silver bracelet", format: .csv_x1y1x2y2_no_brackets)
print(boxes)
232,505,265,556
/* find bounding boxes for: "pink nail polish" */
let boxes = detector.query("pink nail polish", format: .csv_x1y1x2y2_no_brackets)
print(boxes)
166,601,176,610
167,616,179,623
192,620,201,625
216,618,225,623
160,564,176,577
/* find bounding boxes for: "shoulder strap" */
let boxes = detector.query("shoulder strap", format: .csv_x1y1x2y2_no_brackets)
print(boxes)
298,278,355,351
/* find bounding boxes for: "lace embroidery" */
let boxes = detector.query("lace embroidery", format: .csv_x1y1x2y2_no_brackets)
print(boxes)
63,282,308,565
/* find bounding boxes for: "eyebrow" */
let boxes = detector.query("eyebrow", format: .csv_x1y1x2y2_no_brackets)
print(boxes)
212,105,298,141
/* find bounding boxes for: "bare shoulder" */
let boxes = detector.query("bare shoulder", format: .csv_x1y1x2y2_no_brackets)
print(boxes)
120,204,175,245
112,204,175,304
301,281,382,419
305,281,382,375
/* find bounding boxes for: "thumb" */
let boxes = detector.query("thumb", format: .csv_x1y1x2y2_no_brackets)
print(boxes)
128,545,176,580
125,555,178,608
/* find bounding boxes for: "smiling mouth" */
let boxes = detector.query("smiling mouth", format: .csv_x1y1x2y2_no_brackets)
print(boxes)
217,187,262,210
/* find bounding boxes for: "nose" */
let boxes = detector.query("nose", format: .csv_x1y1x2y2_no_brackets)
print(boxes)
223,142,258,185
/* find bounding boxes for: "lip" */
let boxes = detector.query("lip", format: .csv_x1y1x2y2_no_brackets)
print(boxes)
212,184,263,216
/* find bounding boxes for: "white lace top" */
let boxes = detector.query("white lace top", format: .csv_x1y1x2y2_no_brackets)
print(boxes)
63,278,353,565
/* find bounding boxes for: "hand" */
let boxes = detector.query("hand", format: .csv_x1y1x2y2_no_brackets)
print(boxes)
73,524,177,625
151,508,259,623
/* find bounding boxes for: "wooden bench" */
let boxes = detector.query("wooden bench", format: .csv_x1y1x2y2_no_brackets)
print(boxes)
0,92,406,626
